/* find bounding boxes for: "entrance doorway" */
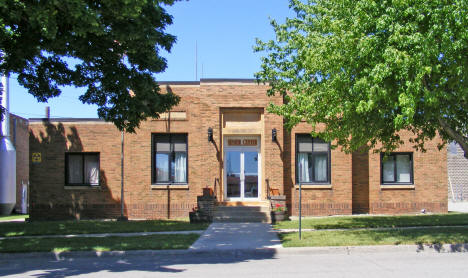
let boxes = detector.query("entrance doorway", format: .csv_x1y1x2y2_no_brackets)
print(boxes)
224,138,261,201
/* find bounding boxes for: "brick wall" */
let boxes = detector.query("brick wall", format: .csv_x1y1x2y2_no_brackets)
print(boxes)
29,121,122,220
368,131,447,214
287,123,353,216
352,151,369,213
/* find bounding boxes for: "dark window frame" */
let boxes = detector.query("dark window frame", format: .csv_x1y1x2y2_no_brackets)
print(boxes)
65,152,100,186
151,133,188,184
380,152,414,185
295,134,331,184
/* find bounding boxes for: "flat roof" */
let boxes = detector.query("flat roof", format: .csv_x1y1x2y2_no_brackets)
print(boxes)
158,78,260,85
29,118,105,123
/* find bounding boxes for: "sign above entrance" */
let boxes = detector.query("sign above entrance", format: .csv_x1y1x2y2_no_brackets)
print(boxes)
228,139,258,147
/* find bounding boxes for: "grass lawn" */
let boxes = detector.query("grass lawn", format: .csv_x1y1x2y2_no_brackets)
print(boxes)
0,220,209,237
280,227,468,247
0,234,200,253
0,214,29,221
275,213,468,230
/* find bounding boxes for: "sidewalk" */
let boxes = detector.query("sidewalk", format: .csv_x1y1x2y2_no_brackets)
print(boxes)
190,222,282,251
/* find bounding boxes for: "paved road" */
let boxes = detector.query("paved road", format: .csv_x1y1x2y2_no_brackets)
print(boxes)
1,249,467,277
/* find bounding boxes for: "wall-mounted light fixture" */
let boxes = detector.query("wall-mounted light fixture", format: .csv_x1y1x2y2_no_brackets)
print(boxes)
272,128,277,142
208,127,214,142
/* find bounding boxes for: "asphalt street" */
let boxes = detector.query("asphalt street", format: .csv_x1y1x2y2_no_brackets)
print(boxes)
1,249,467,278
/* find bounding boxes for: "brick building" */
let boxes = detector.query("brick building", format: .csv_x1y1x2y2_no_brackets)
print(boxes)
28,79,448,220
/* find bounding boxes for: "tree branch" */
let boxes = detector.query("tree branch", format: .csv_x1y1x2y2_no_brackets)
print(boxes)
438,117,468,158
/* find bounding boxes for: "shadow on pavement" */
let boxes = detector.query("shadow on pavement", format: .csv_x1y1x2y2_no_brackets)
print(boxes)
0,249,278,277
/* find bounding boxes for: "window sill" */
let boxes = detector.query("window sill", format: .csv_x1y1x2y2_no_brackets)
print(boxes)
64,186,101,190
380,184,415,190
294,184,332,189
151,184,189,190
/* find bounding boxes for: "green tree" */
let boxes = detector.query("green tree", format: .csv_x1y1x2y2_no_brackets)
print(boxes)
1,0,182,132
255,0,468,157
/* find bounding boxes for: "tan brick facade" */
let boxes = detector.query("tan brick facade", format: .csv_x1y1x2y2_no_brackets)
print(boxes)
28,80,448,220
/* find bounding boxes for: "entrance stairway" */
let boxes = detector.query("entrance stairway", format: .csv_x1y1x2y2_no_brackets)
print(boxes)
213,204,271,223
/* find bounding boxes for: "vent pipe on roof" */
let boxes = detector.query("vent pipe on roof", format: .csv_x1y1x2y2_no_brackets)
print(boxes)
0,73,17,215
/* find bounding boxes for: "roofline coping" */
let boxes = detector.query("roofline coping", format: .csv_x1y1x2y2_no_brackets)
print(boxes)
158,78,264,86
29,118,106,123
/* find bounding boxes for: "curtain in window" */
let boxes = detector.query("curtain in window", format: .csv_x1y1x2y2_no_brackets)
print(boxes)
174,153,187,183
396,155,411,182
84,155,99,185
298,153,310,182
68,155,83,183
314,154,327,181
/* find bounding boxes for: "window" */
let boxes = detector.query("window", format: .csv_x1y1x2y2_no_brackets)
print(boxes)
152,134,188,184
65,153,100,186
296,134,331,184
381,153,413,184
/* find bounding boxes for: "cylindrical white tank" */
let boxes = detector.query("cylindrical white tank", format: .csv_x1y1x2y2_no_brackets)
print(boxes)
0,74,16,215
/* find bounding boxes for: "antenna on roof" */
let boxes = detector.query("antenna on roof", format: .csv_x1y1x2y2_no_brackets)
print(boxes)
195,41,198,81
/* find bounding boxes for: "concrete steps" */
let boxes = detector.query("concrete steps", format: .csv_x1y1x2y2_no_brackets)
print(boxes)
213,205,271,223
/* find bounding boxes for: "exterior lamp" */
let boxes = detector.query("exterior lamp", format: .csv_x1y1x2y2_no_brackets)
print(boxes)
208,127,214,142
272,128,277,142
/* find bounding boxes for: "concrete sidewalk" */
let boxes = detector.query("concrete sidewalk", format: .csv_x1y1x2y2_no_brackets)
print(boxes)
190,223,282,251
449,201,468,213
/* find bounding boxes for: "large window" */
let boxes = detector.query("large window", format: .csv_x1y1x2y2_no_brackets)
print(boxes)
152,134,188,184
381,153,413,184
65,153,100,186
296,134,331,184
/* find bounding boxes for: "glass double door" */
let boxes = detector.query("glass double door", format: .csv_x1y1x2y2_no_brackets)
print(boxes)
225,148,259,200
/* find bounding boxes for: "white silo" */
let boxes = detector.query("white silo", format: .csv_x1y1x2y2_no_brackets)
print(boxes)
0,74,16,215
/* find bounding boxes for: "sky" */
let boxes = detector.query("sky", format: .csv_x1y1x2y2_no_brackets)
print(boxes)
9,0,294,119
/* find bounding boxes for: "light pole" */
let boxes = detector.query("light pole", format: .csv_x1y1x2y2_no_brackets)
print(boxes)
299,164,302,240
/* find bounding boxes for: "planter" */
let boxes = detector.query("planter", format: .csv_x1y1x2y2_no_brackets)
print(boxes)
189,211,212,223
271,211,288,223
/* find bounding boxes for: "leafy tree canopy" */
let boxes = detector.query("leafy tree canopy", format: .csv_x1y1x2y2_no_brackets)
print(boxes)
255,0,468,157
1,0,181,132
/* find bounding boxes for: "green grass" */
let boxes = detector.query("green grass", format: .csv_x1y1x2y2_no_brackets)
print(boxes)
0,214,28,221
280,227,468,247
275,213,468,230
0,234,200,253
0,220,209,237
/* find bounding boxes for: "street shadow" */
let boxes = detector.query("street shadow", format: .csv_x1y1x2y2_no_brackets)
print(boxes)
0,247,278,276
29,120,127,220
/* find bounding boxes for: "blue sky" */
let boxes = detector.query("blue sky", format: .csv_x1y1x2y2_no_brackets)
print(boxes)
9,0,293,119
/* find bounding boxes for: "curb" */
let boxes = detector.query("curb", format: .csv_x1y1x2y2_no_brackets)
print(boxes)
0,243,467,260
277,243,468,255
